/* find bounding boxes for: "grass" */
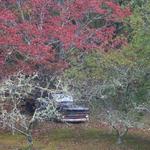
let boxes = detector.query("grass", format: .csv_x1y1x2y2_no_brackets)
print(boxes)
0,124,150,150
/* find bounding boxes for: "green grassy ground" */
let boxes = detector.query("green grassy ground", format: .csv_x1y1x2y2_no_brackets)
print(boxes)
0,124,150,150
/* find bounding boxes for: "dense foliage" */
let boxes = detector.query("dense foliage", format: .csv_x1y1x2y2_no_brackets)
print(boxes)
0,0,131,77
0,0,149,147
63,0,150,143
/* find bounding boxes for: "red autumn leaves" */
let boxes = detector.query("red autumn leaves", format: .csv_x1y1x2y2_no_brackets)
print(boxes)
0,0,131,74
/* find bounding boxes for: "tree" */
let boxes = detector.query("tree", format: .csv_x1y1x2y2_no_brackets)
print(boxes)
127,0,150,67
0,0,131,77
0,72,66,149
64,1,150,144
64,51,150,144
95,61,149,144
101,0,150,143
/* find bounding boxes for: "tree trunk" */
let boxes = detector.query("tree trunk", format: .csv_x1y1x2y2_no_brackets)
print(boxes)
117,135,123,145
26,122,34,150
113,126,128,145
27,132,33,150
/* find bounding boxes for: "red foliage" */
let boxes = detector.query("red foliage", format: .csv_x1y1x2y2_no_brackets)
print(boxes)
0,0,131,76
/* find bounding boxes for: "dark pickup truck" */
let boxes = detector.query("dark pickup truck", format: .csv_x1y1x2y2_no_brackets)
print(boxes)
56,101,89,122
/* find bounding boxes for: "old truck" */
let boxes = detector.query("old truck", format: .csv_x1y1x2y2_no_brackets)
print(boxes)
52,93,89,123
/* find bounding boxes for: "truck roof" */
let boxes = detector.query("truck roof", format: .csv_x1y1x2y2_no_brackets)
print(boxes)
52,93,73,102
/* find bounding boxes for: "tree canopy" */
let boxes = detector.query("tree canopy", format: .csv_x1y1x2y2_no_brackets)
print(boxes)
0,0,131,77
